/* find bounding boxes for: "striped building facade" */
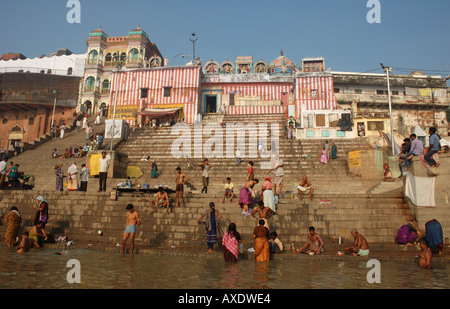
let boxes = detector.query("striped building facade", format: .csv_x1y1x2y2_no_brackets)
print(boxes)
108,66,338,126
109,66,201,125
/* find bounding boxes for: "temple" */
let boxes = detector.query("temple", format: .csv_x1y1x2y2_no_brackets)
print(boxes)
76,27,449,140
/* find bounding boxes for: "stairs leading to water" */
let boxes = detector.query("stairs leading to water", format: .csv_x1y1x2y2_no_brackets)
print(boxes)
0,112,436,250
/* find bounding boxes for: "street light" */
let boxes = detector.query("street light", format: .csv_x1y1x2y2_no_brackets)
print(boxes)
190,32,198,64
380,63,395,155
51,89,61,138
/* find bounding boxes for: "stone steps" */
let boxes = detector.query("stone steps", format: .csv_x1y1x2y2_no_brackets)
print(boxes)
0,189,413,249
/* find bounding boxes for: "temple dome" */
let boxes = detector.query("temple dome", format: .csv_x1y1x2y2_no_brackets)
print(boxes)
268,50,296,75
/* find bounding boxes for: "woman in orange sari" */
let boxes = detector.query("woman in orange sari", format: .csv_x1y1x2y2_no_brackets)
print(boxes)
4,206,21,247
253,219,270,262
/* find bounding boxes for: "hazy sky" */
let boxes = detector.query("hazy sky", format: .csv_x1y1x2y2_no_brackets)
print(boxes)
1,0,449,76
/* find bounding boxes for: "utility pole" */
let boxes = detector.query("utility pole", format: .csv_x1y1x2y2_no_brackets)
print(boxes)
380,63,395,155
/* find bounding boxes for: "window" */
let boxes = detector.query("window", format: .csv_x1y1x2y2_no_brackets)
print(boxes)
140,88,148,99
391,90,399,95
29,117,34,125
229,93,235,106
105,53,112,63
102,80,110,94
85,76,96,92
354,89,362,94
376,90,387,95
163,87,171,97
367,121,384,131
67,67,73,75
128,49,139,63
334,88,340,93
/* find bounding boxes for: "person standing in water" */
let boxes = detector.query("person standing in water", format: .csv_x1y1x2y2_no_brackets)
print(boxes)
122,204,141,255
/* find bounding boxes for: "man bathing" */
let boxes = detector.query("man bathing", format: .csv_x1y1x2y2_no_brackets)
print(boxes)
345,228,370,256
122,204,141,255
294,226,324,255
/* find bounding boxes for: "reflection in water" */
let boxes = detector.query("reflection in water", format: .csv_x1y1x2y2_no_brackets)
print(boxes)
252,262,270,289
0,247,448,289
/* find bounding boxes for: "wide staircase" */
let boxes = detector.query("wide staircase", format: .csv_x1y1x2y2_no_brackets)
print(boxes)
0,113,418,251
4,116,105,191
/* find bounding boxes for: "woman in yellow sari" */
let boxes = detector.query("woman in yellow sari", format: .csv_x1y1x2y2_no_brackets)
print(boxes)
4,206,21,247
253,219,270,262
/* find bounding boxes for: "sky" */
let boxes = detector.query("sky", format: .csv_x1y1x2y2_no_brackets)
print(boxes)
1,0,449,77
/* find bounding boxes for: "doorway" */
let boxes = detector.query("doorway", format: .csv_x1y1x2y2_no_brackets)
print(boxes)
205,95,217,114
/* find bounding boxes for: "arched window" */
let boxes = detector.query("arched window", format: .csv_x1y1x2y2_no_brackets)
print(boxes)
128,48,139,63
84,76,96,92
67,67,73,75
105,53,112,64
102,79,110,94
120,52,127,62
29,117,35,125
88,50,98,65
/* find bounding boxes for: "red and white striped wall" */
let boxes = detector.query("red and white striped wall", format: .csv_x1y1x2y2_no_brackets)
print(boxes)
294,74,337,117
222,83,292,101
223,105,287,115
110,66,201,124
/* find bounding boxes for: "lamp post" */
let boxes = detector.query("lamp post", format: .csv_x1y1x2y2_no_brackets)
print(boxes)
426,76,436,129
51,89,61,138
190,32,198,64
380,63,395,155
110,55,126,151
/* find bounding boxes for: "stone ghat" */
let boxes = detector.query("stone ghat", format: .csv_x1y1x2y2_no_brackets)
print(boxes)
0,189,414,250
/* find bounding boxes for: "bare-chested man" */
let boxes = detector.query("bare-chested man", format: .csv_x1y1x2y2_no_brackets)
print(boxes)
418,239,432,269
16,232,39,253
175,167,190,208
295,226,324,255
122,204,141,255
251,200,274,230
345,228,370,256
151,186,170,214
297,175,314,200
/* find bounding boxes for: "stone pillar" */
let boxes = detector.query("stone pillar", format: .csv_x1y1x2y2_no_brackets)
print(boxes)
347,149,384,179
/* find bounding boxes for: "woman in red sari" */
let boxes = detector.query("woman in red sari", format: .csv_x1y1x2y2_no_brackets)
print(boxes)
253,219,270,262
222,223,241,262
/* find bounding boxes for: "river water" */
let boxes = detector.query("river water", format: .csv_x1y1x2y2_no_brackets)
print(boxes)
0,247,448,289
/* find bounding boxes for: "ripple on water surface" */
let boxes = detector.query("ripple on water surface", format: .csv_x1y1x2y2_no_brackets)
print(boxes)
0,248,448,289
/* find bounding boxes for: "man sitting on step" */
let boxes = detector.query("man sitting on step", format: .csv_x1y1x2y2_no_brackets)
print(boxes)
151,186,170,214
297,175,314,201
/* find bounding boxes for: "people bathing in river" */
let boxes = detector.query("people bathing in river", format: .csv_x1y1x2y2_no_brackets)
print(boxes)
269,231,284,254
222,223,241,262
122,204,141,255
253,219,270,262
345,228,370,256
4,206,21,247
198,202,222,253
418,239,432,269
294,226,325,256
17,232,39,253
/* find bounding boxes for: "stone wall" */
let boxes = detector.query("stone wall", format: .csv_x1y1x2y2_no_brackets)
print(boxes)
402,155,450,239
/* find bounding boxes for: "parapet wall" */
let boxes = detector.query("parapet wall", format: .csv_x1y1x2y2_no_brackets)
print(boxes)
402,155,450,239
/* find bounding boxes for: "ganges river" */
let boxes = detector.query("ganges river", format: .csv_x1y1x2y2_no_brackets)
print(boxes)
0,247,448,289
